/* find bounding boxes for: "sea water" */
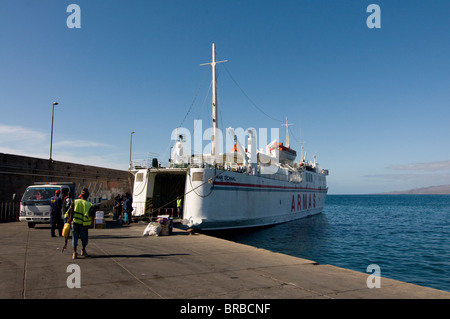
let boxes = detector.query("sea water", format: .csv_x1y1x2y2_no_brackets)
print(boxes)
214,195,450,292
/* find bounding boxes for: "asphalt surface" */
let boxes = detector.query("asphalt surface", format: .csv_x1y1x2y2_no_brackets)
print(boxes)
1,219,449,301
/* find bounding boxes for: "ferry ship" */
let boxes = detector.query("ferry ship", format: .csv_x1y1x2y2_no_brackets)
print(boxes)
131,44,328,230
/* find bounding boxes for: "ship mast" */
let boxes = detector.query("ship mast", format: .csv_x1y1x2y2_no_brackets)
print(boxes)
282,117,293,148
300,129,304,162
201,43,227,157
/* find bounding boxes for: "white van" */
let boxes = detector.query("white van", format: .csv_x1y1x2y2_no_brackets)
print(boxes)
19,182,75,228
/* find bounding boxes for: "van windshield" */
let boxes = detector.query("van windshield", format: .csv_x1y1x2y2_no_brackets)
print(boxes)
22,187,60,201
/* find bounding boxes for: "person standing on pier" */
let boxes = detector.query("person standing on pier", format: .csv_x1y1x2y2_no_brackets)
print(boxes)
50,190,63,237
62,190,73,223
123,193,133,225
177,197,182,218
113,194,122,221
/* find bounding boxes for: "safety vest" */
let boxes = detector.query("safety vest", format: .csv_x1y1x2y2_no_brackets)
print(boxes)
177,198,182,208
73,199,93,226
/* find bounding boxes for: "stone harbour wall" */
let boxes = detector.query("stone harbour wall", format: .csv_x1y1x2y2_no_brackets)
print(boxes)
0,153,132,211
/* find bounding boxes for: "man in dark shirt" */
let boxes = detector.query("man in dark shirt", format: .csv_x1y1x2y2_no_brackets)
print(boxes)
50,190,63,237
123,193,133,225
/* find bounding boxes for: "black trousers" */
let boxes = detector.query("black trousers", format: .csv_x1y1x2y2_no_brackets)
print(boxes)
50,214,63,236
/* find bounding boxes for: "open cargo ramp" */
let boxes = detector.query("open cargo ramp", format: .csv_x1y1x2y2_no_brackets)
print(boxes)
131,168,188,220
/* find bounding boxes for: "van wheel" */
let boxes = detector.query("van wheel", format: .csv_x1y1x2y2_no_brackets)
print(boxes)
27,222,36,228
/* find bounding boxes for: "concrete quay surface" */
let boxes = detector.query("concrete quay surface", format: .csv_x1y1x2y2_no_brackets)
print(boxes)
1,220,449,300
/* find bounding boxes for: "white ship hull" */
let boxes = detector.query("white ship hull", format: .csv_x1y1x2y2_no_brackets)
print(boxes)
131,166,327,231
183,167,327,230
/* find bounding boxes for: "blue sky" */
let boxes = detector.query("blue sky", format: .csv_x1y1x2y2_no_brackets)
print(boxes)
1,0,450,194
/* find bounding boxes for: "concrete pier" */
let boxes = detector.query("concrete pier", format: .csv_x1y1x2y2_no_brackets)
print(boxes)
1,220,449,301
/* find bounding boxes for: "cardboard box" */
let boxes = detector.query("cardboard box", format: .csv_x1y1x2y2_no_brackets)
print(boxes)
95,211,104,219
94,211,105,229
94,223,105,229
156,215,173,235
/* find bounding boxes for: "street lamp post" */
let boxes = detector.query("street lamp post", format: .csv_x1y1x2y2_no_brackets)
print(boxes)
50,102,59,161
129,131,135,170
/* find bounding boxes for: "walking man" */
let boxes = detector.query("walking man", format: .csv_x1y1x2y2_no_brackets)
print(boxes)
62,190,73,223
67,188,94,259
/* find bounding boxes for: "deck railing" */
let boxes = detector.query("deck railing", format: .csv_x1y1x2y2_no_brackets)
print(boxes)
148,207,182,220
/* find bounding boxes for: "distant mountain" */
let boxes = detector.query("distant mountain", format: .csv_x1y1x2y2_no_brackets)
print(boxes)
381,184,450,195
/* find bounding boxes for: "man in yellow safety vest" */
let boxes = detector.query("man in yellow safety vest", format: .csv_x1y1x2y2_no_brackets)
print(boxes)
67,188,94,259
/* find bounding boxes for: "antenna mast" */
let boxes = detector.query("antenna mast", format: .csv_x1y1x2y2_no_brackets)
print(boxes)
300,128,304,162
200,43,227,157
282,117,293,148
